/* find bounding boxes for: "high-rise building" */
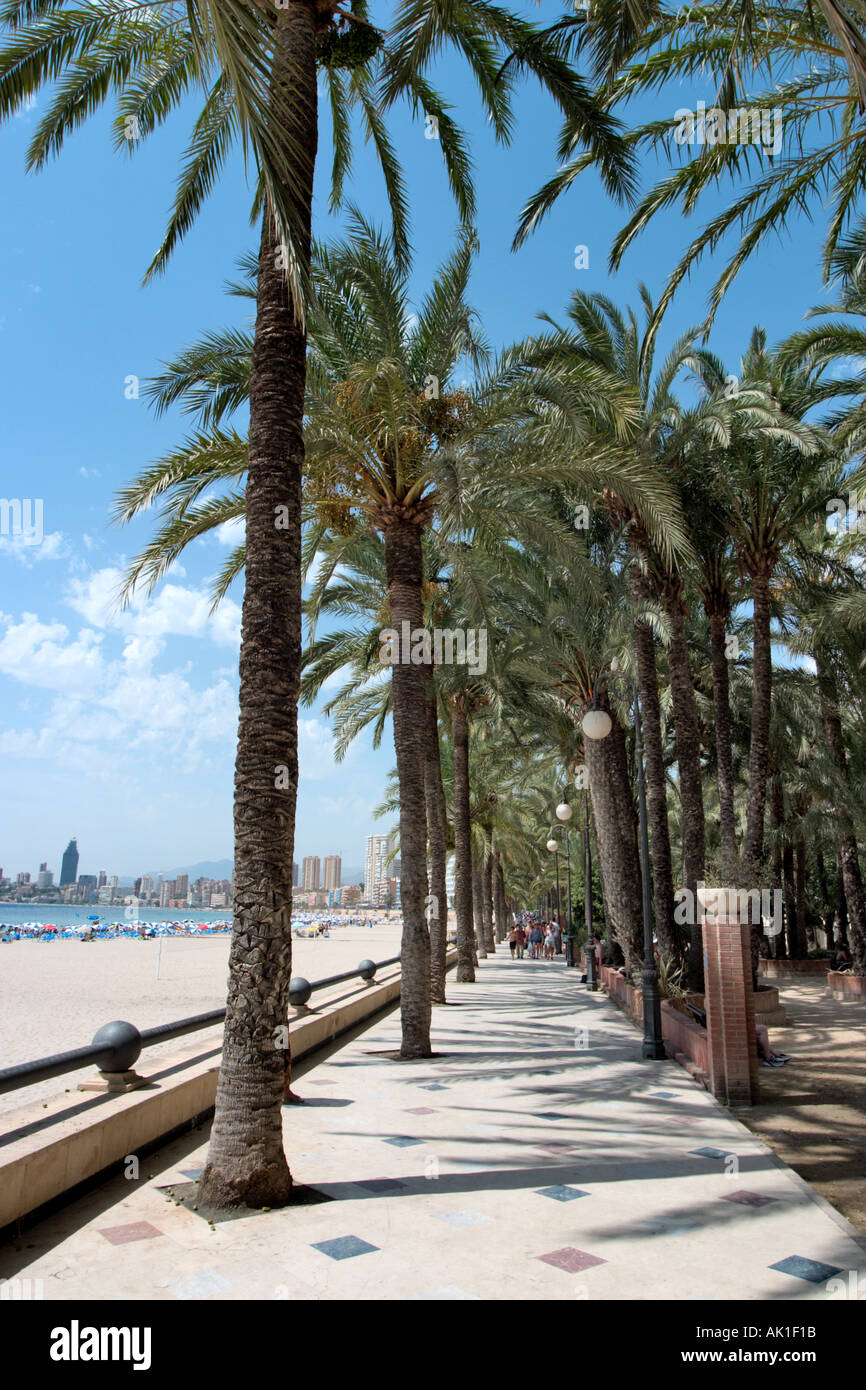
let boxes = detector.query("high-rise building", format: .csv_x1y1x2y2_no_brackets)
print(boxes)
365,833,393,902
323,855,341,891
175,874,189,900
97,870,107,889
60,838,79,886
301,856,320,891
292,862,299,887
37,865,53,889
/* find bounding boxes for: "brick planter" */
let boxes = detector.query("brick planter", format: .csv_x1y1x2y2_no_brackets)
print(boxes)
826,971,866,1002
661,997,709,1085
599,965,642,1024
753,983,789,1027
760,958,830,978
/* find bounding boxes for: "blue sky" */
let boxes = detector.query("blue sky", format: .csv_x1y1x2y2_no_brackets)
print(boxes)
0,6,833,881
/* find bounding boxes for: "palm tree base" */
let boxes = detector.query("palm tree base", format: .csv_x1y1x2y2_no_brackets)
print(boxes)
197,1158,293,1210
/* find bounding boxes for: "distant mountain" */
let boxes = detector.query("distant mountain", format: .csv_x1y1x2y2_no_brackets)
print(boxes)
140,859,234,882
136,858,366,888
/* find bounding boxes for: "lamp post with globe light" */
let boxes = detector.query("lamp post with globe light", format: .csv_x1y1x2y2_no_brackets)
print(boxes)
555,801,575,963
545,837,563,946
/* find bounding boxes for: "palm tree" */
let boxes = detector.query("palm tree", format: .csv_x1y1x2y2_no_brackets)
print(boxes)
516,2,866,349
2,0,637,1205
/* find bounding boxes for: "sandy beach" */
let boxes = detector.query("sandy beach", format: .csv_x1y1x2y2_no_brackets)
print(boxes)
0,925,403,1117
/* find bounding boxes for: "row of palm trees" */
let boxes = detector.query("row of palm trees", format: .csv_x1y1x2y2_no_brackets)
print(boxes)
6,0,866,1207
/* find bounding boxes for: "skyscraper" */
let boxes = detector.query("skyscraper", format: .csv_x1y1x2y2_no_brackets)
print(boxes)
59,838,79,886
365,833,393,902
323,855,341,891
292,862,298,887
301,856,320,891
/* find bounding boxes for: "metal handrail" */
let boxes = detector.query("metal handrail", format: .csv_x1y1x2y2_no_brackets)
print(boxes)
0,955,401,1096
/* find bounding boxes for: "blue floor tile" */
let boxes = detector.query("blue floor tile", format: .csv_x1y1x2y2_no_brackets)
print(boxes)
434,1209,493,1228
420,1084,447,1091
689,1147,733,1160
384,1136,423,1147
769,1255,843,1284
312,1236,380,1261
535,1185,590,1202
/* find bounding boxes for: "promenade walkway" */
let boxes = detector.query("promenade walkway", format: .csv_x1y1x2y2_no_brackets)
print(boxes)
2,956,865,1301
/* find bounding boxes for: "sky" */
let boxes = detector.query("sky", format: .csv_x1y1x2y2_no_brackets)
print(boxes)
0,5,835,882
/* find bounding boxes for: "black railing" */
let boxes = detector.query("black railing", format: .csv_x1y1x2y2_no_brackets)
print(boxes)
0,955,401,1097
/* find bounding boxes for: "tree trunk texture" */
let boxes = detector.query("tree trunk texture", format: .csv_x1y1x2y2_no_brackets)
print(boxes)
585,703,643,967
707,607,739,883
743,568,772,878
199,3,316,1210
423,680,448,1004
795,835,808,957
769,779,784,960
493,852,508,945
629,563,679,963
662,576,706,989
482,853,496,952
383,520,432,1055
817,652,866,974
834,849,849,947
451,695,476,982
472,863,487,960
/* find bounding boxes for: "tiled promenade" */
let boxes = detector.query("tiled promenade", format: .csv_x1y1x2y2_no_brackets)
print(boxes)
2,956,865,1301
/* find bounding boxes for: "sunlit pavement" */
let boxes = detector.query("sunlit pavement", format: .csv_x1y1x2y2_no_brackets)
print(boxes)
3,954,865,1301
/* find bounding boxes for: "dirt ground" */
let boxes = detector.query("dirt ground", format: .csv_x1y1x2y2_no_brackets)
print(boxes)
741,978,866,1236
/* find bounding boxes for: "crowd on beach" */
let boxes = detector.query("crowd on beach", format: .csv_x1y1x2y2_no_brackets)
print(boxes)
0,911,389,943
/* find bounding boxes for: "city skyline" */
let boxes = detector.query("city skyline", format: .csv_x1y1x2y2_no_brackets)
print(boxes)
2,837,363,891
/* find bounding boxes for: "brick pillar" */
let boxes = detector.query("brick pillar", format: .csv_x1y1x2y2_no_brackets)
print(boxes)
702,915,759,1107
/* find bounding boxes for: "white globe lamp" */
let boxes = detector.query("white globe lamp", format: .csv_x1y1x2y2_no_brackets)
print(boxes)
582,707,612,741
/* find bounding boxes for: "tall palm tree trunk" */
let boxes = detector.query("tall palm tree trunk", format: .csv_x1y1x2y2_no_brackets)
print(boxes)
493,851,508,945
482,853,496,951
743,569,773,877
707,606,738,883
834,849,849,947
472,862,487,960
817,652,866,974
662,578,705,989
423,680,449,1003
629,563,679,962
795,834,808,957
451,694,476,982
383,519,432,1055
584,703,643,967
199,6,316,1209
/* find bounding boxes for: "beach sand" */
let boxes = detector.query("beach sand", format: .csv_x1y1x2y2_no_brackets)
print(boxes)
0,925,403,1117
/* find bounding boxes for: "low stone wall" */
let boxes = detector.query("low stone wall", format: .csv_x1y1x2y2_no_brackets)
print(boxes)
661,998,709,1079
826,970,866,1002
760,958,830,978
753,984,789,1026
0,951,456,1235
599,965,642,1024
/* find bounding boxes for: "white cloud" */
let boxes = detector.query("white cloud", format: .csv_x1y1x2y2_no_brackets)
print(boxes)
0,531,67,564
65,568,241,650
216,517,245,546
